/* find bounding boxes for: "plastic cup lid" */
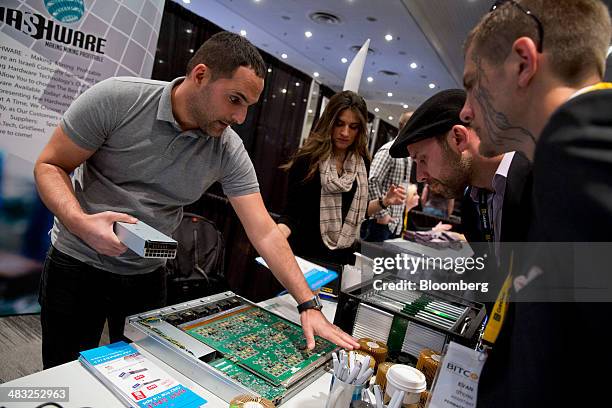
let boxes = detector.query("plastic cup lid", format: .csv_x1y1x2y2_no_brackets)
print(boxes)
387,365,427,392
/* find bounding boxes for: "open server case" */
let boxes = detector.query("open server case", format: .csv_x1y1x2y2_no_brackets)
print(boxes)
334,273,486,362
124,291,336,405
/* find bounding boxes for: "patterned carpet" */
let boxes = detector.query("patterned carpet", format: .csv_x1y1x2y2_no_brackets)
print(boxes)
0,315,110,383
0,315,43,383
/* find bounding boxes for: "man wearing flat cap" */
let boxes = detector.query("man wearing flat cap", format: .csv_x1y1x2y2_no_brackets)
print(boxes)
389,89,533,251
390,89,534,406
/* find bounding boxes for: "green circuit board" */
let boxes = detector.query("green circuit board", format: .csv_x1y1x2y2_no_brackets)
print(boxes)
210,358,286,402
183,306,335,386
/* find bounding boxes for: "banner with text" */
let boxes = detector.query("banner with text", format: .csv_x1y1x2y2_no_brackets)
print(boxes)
0,0,165,314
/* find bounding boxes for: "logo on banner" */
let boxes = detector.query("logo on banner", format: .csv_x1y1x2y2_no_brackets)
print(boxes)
44,0,85,23
0,5,106,56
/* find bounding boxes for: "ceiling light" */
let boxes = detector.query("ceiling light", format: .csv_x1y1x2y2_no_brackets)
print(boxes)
402,104,409,109
428,83,436,89
281,53,288,59
410,62,418,69
295,82,300,87
341,57,348,63
267,68,272,73
281,88,287,94
374,107,380,112
367,76,373,82
388,116,394,121
387,92,393,97
305,31,313,38
385,34,393,42
158,59,164,63
185,29,192,34
240,30,247,36
188,49,194,53
308,109,313,114
313,72,319,77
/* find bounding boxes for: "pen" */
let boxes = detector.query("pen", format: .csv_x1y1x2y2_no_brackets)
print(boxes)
373,385,383,408
355,367,373,386
357,355,370,380
389,391,405,408
332,352,339,376
346,361,361,384
388,390,400,408
338,365,347,382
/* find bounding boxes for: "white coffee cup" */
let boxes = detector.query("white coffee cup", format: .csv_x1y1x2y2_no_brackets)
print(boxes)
385,364,427,406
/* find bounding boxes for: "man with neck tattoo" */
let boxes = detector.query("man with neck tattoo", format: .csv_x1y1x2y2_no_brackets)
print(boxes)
460,0,612,406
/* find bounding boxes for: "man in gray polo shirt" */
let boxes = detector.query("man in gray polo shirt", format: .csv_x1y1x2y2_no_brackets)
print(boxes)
34,32,358,368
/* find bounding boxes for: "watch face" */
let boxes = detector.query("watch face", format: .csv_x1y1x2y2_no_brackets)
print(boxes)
298,296,323,313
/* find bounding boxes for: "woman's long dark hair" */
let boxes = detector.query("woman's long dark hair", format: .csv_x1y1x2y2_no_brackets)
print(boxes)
282,90,370,181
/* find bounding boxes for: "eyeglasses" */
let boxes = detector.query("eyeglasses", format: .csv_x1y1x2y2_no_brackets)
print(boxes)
490,0,544,53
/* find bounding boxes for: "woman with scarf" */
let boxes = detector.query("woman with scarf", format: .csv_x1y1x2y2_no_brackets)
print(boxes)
278,91,405,265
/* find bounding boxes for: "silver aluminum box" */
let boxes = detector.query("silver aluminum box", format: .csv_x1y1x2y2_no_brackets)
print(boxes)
114,221,177,258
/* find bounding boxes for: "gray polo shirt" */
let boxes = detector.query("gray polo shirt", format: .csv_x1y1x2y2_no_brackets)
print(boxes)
51,77,259,274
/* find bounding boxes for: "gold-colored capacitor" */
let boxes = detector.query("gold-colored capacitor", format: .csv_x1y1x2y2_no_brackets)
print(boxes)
357,338,388,367
419,390,430,408
416,348,441,388
229,395,276,408
375,362,395,392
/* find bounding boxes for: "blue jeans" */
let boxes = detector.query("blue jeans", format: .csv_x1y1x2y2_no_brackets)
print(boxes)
360,219,399,242
38,246,166,368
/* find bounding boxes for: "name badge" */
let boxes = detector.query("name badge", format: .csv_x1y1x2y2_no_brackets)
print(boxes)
427,342,487,408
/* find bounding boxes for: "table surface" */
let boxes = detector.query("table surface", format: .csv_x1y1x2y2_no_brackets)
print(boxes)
1,294,338,408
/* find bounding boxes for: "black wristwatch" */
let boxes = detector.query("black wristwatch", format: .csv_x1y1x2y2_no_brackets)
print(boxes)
297,295,323,314
378,196,388,209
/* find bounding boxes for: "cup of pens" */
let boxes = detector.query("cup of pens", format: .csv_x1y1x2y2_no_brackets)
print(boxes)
326,350,374,408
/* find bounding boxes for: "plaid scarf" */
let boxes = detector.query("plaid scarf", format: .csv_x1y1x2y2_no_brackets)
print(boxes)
319,152,368,250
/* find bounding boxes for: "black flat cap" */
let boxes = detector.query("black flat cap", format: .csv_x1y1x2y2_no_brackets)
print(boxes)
390,89,466,158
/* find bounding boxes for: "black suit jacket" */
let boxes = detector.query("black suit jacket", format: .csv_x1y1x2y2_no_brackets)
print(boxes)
478,89,612,407
458,153,533,408
533,88,612,241
461,151,533,245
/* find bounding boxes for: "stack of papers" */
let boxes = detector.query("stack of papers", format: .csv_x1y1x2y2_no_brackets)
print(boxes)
255,256,338,291
79,341,207,408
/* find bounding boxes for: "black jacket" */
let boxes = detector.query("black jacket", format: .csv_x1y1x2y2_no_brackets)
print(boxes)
459,153,534,408
478,89,612,407
460,152,533,302
461,151,533,244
